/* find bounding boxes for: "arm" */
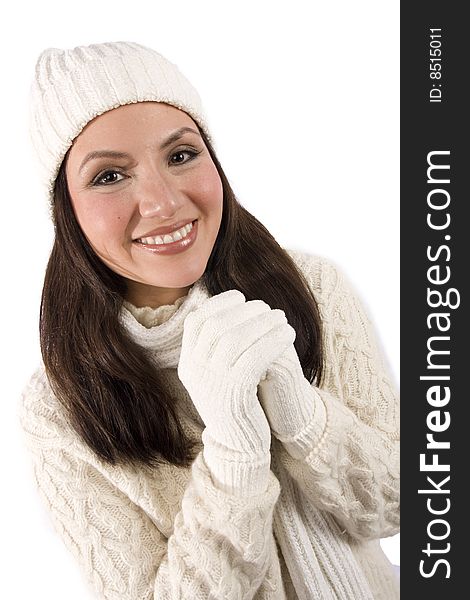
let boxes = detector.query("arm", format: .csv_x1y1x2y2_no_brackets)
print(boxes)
258,254,400,542
19,369,285,600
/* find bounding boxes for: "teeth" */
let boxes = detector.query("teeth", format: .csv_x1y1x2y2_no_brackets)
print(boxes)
138,221,194,245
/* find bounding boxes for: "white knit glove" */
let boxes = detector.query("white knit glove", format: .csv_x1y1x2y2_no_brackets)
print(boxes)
257,343,327,457
178,290,296,495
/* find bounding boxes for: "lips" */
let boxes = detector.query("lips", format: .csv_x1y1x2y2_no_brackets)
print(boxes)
137,221,194,245
133,218,199,255
134,219,196,240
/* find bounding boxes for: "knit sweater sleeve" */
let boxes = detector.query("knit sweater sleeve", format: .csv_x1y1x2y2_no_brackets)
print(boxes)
18,369,284,600
278,251,400,542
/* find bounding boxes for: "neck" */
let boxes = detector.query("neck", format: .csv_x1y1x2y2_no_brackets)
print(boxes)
125,282,192,309
119,277,211,369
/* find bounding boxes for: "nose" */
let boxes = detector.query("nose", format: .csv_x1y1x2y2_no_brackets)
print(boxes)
137,173,183,219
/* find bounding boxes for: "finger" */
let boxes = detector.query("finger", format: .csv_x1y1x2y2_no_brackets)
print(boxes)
196,300,273,355
182,290,245,346
211,309,289,364
233,322,296,378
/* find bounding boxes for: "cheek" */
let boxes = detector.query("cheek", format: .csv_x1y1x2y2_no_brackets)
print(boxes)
192,163,223,215
73,199,128,248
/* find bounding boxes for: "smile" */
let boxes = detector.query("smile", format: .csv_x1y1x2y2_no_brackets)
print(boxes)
137,221,194,245
133,220,198,255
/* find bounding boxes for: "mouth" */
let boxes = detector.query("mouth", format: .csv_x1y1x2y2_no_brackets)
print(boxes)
133,219,198,254
134,220,197,245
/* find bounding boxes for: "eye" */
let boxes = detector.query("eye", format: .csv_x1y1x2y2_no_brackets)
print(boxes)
169,149,200,166
92,170,125,186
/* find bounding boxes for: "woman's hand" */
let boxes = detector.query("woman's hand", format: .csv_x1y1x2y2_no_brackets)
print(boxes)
257,342,322,443
178,289,296,457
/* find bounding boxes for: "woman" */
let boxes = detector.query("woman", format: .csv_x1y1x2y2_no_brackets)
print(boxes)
20,41,400,599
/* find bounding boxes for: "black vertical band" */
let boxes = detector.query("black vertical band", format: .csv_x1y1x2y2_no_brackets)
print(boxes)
401,2,467,595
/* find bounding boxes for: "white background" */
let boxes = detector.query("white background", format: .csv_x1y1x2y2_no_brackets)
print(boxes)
2,1,399,597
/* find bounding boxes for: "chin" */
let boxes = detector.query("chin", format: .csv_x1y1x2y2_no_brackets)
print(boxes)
147,267,206,290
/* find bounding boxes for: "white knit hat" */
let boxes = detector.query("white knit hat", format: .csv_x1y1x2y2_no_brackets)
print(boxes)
29,41,213,204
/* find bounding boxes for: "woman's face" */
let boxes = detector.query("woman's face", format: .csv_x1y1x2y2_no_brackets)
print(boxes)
65,102,223,308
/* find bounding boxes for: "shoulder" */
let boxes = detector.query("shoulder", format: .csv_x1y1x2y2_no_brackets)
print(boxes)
283,247,377,346
18,365,76,447
283,247,359,312
19,364,57,415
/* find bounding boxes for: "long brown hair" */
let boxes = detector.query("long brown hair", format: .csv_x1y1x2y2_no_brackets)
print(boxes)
40,125,324,469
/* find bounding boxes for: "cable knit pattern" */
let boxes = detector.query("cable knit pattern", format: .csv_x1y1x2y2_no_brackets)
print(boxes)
277,251,400,540
18,250,399,599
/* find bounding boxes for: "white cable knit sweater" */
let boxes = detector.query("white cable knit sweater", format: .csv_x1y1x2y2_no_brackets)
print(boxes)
18,249,400,599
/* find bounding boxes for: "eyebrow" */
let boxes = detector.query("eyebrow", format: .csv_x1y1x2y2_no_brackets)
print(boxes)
78,126,201,174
